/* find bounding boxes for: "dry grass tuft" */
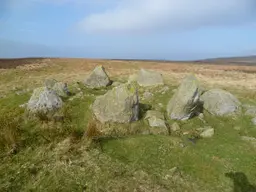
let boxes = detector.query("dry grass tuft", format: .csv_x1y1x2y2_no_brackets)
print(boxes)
0,108,23,152
84,119,102,139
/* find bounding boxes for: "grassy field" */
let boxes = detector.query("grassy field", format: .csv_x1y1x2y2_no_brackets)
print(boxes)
0,58,256,192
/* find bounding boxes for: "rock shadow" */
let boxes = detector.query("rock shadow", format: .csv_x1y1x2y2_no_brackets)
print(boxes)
225,172,256,192
138,103,152,120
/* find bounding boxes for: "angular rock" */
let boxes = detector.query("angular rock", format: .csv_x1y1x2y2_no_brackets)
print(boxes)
167,74,201,120
137,69,164,87
44,79,70,97
92,83,139,123
84,65,111,88
52,82,71,97
171,122,181,132
145,110,166,128
201,89,241,116
27,87,63,115
199,127,215,138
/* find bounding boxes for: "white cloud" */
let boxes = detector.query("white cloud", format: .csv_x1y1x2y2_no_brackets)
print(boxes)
79,0,256,34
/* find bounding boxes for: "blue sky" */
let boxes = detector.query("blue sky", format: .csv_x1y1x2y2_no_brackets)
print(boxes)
0,0,256,60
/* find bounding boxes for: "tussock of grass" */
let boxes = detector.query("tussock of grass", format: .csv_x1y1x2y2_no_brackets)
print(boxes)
85,119,102,139
0,108,24,152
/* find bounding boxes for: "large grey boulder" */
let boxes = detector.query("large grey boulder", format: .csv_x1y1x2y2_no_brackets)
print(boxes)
167,74,201,120
201,89,241,116
84,65,111,88
27,87,63,115
92,83,139,123
137,69,164,87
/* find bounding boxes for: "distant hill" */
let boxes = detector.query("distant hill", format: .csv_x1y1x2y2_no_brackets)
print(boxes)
196,55,256,65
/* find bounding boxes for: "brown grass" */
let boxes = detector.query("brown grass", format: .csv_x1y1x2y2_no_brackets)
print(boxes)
85,119,102,139
0,58,256,95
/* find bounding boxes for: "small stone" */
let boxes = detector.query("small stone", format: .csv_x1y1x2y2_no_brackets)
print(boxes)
145,110,166,128
198,113,204,119
234,126,241,131
112,81,122,87
251,117,256,125
245,107,256,117
158,103,163,108
241,136,256,148
198,113,206,123
171,122,180,132
241,136,256,142
19,103,27,108
200,127,214,138
143,91,153,100
159,86,170,94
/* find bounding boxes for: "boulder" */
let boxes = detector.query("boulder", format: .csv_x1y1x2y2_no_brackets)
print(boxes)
44,79,70,97
52,82,71,97
84,65,111,88
137,69,164,87
167,74,201,120
27,87,63,115
92,83,139,123
201,89,241,116
144,110,166,128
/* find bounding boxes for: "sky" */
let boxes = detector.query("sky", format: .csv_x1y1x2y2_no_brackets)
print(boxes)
0,0,256,60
